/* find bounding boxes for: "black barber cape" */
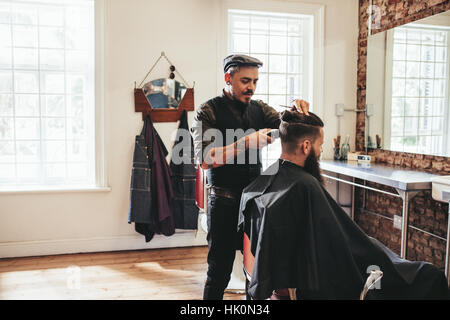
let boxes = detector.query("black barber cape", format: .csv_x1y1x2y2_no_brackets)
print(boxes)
238,159,449,300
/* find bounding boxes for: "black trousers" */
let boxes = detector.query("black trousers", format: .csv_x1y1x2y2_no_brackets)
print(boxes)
203,194,243,300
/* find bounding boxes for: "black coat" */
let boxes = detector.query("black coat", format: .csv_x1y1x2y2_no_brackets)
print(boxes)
238,160,449,300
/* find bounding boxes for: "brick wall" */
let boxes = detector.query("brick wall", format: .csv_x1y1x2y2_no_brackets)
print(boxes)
355,0,450,269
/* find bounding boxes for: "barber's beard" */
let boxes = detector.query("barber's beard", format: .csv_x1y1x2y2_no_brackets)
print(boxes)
231,90,253,107
304,149,323,185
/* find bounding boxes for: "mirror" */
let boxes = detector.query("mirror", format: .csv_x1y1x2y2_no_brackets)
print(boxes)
142,78,187,109
366,10,450,157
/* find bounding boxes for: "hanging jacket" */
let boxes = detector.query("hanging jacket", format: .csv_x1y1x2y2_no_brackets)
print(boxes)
128,115,175,242
169,110,199,229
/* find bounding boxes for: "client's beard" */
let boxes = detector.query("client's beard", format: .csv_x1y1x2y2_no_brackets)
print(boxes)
304,149,323,185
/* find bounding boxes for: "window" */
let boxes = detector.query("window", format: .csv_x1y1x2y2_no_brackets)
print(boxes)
0,0,95,190
228,9,314,169
387,25,450,155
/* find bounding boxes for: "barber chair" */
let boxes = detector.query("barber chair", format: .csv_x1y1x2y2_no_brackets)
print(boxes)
243,233,383,300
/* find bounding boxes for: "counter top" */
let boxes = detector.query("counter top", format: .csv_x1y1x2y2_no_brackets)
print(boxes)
320,159,440,191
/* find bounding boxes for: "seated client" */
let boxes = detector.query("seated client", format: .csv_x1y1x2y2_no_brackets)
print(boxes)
238,109,449,300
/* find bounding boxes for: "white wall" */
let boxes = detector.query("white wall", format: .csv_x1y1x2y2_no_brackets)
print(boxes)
0,0,359,258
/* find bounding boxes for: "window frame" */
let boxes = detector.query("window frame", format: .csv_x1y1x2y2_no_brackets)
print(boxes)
384,24,450,155
0,0,108,193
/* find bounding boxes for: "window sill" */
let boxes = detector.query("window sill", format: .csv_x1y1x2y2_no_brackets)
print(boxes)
0,186,112,195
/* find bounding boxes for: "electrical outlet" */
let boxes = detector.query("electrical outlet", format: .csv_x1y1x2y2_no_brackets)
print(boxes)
393,215,402,230
335,104,344,117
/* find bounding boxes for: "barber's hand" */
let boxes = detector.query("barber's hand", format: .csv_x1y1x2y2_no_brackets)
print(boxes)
292,99,310,115
244,128,273,150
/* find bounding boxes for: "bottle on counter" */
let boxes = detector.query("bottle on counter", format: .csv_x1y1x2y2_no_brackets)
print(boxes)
340,135,350,161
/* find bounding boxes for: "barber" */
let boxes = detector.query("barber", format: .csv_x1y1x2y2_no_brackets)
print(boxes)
191,54,309,300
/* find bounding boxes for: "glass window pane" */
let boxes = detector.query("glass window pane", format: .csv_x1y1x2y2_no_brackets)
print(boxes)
231,33,249,53
16,140,40,163
288,55,300,74
0,46,12,68
0,94,13,115
0,3,11,24
12,4,38,24
45,163,65,180
66,75,86,95
0,71,13,93
418,136,431,154
421,30,434,45
419,79,433,97
41,95,65,117
390,137,404,151
15,118,39,140
432,98,444,116
418,117,431,135
404,117,418,135
255,74,267,95
394,28,406,41
44,140,65,162
391,117,403,136
435,63,446,78
431,136,443,154
433,79,445,97
421,45,434,62
405,79,419,97
14,71,38,93
67,141,87,162
67,118,87,139
391,98,404,116
43,118,65,140
0,117,14,139
17,163,39,180
403,136,418,153
39,26,65,49
393,61,406,77
13,48,38,69
0,24,11,45
406,44,420,61
230,14,249,33
392,78,405,96
406,29,421,44
251,54,267,73
0,141,14,163
418,98,431,117
406,61,419,78
287,75,300,95
41,72,65,94
269,36,287,54
0,163,15,179
250,35,267,53
288,20,302,36
67,96,85,117
15,94,39,117
67,162,88,180
431,117,443,135
40,49,64,70
435,47,446,62
270,18,287,35
268,74,286,94
38,5,64,27
269,55,286,73
65,27,90,50
288,37,301,55
420,62,434,78
405,98,419,116
393,43,406,60
250,16,268,35
13,25,38,47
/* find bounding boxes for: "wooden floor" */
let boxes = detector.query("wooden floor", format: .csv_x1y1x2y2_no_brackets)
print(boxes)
0,246,246,300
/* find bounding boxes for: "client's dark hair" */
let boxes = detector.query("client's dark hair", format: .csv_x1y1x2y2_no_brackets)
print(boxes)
279,108,324,154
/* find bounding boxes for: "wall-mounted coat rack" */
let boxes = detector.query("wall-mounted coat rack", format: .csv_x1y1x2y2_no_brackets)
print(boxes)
134,52,195,122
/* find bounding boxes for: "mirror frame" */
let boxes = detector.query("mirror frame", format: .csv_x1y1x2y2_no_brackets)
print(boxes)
356,0,450,153
134,87,194,122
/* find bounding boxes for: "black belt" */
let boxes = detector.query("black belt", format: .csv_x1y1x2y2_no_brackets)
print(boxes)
209,186,242,200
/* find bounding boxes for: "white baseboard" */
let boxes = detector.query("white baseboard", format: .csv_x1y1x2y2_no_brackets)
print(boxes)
0,229,208,259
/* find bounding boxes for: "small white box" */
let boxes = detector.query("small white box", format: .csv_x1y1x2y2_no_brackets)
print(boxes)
431,176,450,203
357,155,371,164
